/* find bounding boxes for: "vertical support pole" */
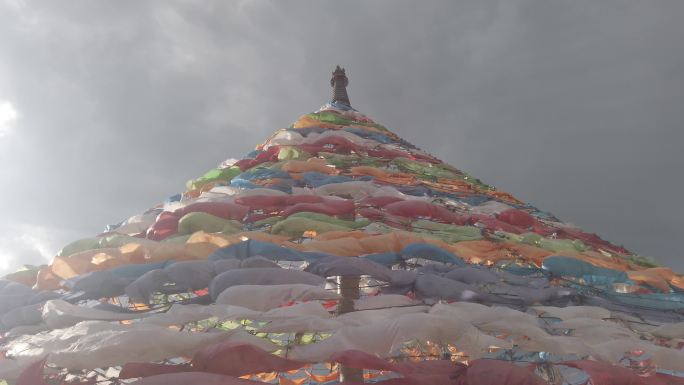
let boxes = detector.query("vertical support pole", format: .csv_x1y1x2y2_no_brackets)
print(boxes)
337,275,363,383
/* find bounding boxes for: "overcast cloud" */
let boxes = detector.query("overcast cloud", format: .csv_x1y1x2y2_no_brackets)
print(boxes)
0,0,682,275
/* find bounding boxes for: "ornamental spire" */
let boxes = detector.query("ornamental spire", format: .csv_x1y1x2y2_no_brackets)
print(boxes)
330,65,351,107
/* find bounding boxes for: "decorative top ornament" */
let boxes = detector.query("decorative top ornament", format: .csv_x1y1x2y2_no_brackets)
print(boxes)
330,65,351,107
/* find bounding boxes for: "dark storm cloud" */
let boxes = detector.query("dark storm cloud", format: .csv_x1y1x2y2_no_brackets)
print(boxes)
0,0,682,274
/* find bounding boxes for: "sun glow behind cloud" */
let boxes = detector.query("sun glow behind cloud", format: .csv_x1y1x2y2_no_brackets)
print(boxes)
0,223,70,275
0,101,19,137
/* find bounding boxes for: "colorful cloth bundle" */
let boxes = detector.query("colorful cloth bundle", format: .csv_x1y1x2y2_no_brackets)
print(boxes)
1,97,683,385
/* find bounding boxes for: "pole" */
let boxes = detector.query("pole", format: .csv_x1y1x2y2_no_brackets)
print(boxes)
337,275,363,383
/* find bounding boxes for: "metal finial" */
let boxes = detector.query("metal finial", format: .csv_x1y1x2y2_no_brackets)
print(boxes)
330,66,350,107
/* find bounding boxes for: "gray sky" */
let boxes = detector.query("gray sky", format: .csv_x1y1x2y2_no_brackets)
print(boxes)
0,0,682,275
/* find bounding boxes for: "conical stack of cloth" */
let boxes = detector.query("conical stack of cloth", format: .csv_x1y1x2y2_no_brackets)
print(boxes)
2,101,684,385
